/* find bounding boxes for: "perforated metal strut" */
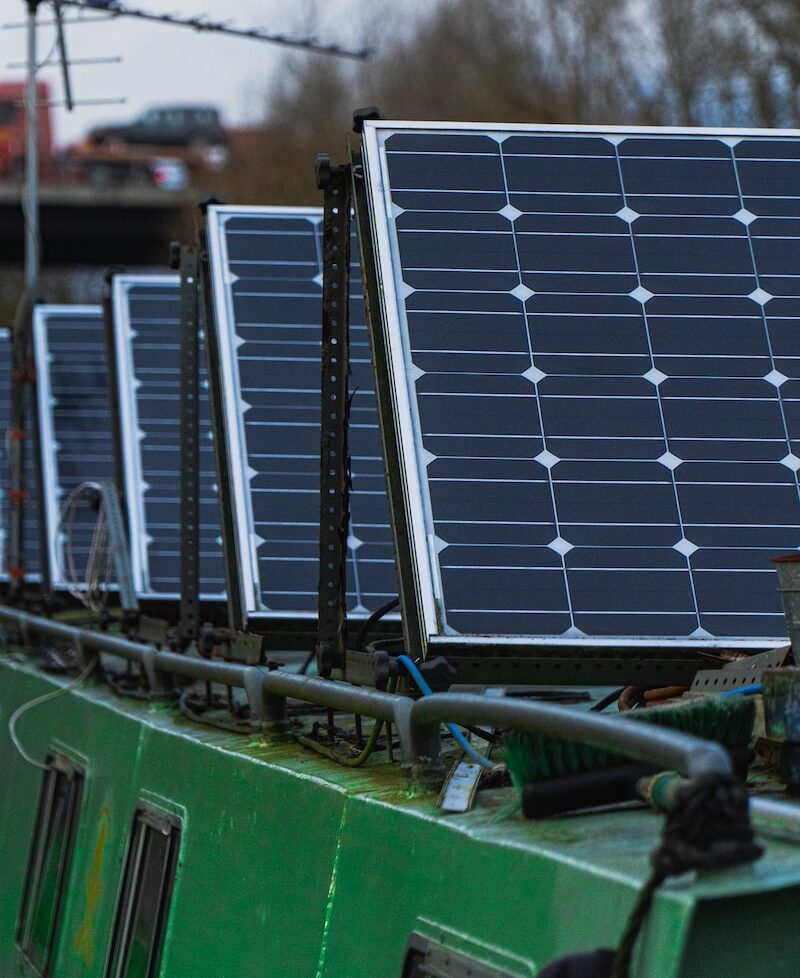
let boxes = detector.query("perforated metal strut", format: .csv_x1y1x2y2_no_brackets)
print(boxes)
197,221,246,634
102,266,128,535
7,331,28,597
315,156,352,676
178,246,201,647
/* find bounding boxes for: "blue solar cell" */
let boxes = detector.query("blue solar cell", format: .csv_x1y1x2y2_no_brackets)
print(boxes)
206,206,397,624
111,275,226,601
361,122,800,651
0,330,40,581
34,305,114,590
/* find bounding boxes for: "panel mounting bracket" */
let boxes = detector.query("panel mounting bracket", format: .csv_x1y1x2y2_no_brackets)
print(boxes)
177,245,202,648
198,227,246,634
315,156,353,677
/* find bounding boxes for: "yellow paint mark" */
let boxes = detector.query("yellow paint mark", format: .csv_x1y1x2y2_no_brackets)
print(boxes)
73,805,110,967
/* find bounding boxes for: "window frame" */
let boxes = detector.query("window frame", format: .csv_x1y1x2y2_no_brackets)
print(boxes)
17,754,85,977
401,934,517,978
105,805,181,978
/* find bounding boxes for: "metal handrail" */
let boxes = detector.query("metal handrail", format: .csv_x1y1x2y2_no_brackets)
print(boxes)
7,605,800,838
404,694,732,782
0,604,750,785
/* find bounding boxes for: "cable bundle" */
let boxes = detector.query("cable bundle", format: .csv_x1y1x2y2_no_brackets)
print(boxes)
57,481,115,613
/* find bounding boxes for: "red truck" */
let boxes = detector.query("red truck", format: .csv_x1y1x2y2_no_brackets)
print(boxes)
0,80,54,180
0,80,221,191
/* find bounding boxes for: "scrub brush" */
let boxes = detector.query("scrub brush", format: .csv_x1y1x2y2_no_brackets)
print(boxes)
502,695,756,818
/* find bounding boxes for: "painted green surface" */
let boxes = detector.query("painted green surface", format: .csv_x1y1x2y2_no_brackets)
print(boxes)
3,653,800,977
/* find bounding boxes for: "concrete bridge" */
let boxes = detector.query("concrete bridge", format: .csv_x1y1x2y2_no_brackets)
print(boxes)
0,183,196,265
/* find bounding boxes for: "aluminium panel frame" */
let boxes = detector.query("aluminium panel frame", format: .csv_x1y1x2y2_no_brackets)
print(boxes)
112,273,228,606
206,204,391,632
34,304,111,592
358,119,794,668
112,274,177,602
206,205,322,628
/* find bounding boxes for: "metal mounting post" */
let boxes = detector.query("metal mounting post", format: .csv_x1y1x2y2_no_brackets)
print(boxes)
8,0,42,599
315,156,353,677
178,246,201,647
198,227,245,633
98,480,138,617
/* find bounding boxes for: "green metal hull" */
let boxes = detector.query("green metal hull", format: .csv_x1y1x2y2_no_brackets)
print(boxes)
3,655,800,977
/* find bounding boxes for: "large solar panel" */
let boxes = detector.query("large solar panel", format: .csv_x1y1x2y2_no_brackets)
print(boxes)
206,205,397,624
34,305,115,590
0,329,40,582
360,121,800,654
111,274,226,601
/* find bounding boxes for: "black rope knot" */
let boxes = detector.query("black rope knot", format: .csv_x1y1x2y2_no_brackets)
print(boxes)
652,772,763,878
611,772,763,978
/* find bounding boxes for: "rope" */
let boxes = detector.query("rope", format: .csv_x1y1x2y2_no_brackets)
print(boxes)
610,772,763,977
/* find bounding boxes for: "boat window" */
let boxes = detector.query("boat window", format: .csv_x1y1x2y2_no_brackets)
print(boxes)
402,935,515,978
106,807,180,978
17,756,84,976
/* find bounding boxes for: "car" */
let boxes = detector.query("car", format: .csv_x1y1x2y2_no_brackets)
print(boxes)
88,104,226,148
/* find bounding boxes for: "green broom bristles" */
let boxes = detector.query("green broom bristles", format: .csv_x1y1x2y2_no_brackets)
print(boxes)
502,695,756,789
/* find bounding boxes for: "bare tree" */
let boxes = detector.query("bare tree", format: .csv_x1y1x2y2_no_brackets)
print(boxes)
210,0,800,204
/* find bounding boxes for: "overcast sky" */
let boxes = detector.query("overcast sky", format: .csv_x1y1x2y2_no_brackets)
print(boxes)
0,0,392,146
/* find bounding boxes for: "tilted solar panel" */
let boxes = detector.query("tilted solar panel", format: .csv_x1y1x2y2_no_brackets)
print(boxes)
206,205,397,625
0,329,41,582
111,274,226,602
34,305,115,590
360,121,800,655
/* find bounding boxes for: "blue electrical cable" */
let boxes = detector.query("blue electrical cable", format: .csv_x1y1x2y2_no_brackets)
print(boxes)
720,683,762,698
397,654,496,770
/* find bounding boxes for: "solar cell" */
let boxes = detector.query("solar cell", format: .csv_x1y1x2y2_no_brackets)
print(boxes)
360,121,800,653
0,329,41,582
34,305,115,590
111,274,226,601
206,205,397,624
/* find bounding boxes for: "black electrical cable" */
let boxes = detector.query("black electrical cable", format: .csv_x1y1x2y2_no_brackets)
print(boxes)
103,667,178,702
178,689,253,734
355,596,400,652
590,687,627,713
299,595,401,674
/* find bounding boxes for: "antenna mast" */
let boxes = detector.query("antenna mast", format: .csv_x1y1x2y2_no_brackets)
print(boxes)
7,0,42,597
8,0,367,596
24,0,40,308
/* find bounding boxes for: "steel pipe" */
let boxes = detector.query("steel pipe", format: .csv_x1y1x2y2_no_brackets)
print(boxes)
407,694,733,781
0,605,738,785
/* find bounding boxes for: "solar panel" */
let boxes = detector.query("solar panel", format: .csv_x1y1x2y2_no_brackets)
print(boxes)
111,274,226,602
360,121,800,655
34,305,115,590
206,205,397,625
0,329,41,582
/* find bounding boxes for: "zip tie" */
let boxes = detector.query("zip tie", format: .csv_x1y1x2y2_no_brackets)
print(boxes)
8,427,26,442
8,489,26,503
9,566,26,579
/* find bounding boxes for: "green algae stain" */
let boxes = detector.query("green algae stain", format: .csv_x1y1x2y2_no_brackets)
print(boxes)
73,806,110,967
